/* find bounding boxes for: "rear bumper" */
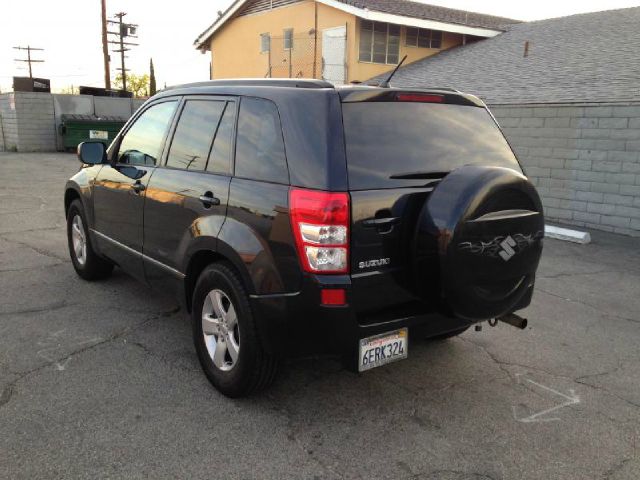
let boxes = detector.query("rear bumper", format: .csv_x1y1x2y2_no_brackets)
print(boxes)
249,273,474,357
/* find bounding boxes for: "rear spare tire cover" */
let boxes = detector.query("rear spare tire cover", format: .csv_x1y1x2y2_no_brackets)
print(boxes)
413,165,544,320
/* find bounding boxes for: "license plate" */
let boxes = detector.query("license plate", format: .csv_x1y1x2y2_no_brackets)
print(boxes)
89,130,108,140
359,328,408,372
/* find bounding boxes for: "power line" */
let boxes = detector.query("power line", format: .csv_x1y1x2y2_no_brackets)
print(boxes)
13,46,45,79
107,11,138,92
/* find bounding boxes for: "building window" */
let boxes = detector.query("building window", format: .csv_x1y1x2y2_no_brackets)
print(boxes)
405,27,443,49
260,33,270,53
284,28,293,50
358,20,400,64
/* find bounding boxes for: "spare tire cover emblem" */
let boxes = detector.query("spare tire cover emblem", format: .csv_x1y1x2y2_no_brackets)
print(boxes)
458,231,543,262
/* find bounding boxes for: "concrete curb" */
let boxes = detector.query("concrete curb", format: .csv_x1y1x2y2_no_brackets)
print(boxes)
545,224,591,244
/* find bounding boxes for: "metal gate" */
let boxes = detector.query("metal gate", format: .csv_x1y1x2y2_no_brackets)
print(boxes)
321,26,347,85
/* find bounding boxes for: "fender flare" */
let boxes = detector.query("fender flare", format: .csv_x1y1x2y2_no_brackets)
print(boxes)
181,236,256,313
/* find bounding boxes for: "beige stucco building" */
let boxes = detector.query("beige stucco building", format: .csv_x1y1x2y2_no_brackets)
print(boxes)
194,0,518,84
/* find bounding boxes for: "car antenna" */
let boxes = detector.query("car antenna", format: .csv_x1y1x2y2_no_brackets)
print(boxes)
378,55,408,88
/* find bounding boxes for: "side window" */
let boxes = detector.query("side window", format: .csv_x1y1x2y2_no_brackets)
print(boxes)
235,98,287,184
431,30,443,49
117,101,177,166
284,28,293,50
358,20,400,64
207,102,235,174
405,27,443,49
166,100,225,171
260,33,270,53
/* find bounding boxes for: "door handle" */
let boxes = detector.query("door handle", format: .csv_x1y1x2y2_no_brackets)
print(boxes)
362,216,399,234
362,217,399,227
199,191,220,208
131,181,146,193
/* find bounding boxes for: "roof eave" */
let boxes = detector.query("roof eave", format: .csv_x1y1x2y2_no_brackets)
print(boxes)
194,0,249,50
317,0,503,37
194,0,504,50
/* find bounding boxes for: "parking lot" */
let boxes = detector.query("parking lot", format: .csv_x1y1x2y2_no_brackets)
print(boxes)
0,152,638,479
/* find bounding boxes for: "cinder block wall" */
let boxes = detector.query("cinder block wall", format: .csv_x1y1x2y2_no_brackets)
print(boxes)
14,93,57,152
491,103,640,236
0,94,19,151
0,93,146,153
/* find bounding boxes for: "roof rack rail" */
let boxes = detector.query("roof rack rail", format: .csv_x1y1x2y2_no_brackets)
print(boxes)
166,79,335,90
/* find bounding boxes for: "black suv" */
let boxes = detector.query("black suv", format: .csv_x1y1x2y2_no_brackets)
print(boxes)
65,79,544,397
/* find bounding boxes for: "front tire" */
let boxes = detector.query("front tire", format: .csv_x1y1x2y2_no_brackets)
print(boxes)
192,263,278,397
66,199,113,281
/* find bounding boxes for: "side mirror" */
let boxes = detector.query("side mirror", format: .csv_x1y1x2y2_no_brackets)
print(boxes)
77,141,106,165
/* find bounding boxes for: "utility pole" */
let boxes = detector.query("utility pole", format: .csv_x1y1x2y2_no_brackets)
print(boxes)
13,46,44,79
116,13,128,91
101,0,110,89
107,12,138,92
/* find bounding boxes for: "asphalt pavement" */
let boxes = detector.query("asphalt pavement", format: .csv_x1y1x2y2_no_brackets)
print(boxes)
1,152,639,479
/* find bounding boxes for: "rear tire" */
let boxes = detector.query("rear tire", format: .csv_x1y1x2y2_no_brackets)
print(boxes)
192,263,278,397
66,199,113,281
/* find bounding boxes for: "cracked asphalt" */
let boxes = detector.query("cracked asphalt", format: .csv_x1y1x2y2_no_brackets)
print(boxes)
1,152,639,480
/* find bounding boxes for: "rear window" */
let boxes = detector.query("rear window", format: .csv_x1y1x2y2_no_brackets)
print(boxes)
342,102,521,190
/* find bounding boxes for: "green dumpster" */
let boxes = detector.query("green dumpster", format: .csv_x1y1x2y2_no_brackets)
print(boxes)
59,114,127,151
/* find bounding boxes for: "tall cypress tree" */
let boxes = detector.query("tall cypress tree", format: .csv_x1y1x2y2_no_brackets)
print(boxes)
149,58,157,96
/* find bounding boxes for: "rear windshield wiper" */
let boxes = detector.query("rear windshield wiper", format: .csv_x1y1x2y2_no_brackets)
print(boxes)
389,171,449,180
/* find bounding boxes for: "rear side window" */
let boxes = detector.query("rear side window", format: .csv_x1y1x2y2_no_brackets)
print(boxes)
207,102,235,174
342,102,521,190
166,100,226,171
234,97,288,184
117,101,177,166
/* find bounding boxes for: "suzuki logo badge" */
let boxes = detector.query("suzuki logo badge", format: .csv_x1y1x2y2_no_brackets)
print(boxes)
458,231,543,260
498,236,517,261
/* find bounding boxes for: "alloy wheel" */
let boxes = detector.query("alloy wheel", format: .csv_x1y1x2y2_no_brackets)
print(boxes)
71,214,87,266
201,289,240,371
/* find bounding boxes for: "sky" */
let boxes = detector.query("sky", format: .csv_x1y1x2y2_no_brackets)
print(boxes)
1,0,639,93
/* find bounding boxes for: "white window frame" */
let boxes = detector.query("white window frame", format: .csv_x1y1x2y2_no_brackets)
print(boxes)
358,20,400,65
283,28,293,50
260,33,270,53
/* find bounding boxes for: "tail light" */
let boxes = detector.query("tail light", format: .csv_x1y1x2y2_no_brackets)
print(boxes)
396,93,444,103
289,188,349,274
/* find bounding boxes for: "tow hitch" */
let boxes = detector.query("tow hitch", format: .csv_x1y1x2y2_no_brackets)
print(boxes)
492,313,528,330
